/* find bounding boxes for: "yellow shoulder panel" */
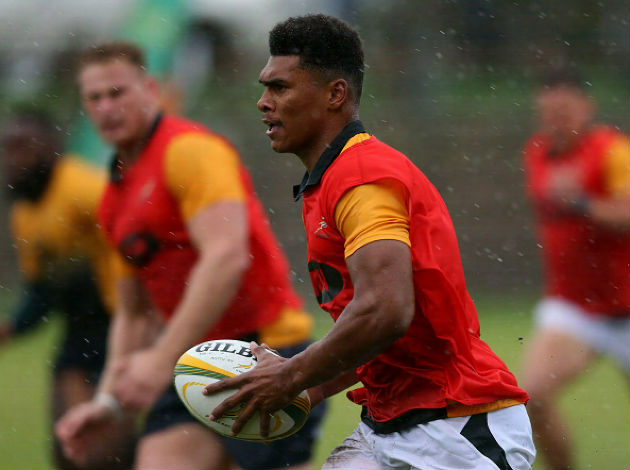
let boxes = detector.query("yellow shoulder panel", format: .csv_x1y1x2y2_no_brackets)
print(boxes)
334,179,410,259
604,135,630,196
164,132,246,221
10,204,41,280
340,133,371,154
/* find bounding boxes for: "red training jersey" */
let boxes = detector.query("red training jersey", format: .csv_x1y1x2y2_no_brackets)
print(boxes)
99,115,302,341
523,126,630,317
296,121,528,422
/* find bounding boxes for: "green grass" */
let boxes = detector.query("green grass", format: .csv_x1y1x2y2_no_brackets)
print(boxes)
0,295,628,469
0,315,61,469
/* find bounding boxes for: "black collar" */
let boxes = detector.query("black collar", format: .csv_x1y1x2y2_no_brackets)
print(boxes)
109,113,163,184
293,120,366,201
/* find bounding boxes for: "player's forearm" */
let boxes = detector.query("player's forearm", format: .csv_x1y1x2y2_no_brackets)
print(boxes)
308,370,359,407
153,241,250,364
538,194,630,232
97,307,160,393
288,241,414,397
286,294,412,395
587,196,630,232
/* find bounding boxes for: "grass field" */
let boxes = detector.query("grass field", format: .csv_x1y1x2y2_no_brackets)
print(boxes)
0,294,628,469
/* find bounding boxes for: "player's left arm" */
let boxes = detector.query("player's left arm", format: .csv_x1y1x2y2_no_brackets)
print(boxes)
153,132,250,363
281,240,415,403
151,200,250,364
205,180,414,436
584,135,630,231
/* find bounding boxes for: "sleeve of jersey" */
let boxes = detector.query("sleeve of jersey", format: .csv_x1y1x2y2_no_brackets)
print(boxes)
9,208,40,281
165,133,246,221
91,241,129,314
334,180,411,259
63,157,107,216
603,135,630,196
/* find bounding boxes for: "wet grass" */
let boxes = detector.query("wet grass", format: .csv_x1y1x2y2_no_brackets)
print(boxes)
0,294,627,469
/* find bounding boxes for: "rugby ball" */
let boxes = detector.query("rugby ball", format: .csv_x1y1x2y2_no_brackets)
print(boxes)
173,339,310,441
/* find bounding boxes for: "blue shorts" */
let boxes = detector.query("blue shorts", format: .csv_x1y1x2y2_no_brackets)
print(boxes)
143,341,327,470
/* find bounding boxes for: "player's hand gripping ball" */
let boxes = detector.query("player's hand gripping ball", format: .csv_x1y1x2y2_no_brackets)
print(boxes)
173,339,310,441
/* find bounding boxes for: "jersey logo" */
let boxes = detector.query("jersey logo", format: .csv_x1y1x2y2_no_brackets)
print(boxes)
139,180,157,201
119,232,160,267
308,260,343,304
314,217,330,238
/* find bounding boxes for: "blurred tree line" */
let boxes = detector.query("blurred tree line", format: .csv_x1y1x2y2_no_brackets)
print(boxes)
0,0,628,300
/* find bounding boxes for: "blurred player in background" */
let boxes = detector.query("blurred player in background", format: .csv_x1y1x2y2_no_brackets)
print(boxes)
0,111,136,469
520,68,630,469
205,14,535,470
56,41,325,470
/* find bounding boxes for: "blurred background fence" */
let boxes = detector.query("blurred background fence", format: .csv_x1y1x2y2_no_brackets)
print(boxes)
0,0,628,300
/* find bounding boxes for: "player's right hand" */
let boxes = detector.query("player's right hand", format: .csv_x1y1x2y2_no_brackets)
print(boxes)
54,399,116,465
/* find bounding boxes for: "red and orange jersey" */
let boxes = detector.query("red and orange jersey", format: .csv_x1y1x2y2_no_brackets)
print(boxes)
297,121,528,423
523,126,630,316
99,115,308,345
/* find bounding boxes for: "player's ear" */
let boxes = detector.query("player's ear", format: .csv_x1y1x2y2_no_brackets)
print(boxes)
328,78,349,111
144,75,161,100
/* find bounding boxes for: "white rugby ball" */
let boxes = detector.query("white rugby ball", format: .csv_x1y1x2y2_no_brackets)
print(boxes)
173,339,310,441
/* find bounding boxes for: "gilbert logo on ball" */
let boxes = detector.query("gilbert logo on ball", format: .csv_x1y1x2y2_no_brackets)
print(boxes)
173,339,311,441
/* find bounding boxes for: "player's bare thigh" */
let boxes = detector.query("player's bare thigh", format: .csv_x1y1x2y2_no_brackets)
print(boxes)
521,329,596,398
135,422,234,470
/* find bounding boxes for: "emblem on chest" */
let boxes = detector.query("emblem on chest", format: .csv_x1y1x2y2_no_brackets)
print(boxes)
314,217,330,238
138,180,157,202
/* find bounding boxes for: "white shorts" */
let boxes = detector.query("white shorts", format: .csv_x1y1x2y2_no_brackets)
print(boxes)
534,297,630,373
322,404,535,470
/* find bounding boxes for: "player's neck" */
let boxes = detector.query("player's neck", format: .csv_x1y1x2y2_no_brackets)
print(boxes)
299,117,357,173
116,112,162,165
117,140,146,165
548,123,592,156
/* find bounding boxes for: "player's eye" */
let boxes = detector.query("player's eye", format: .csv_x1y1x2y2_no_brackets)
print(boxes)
109,87,124,98
270,83,287,92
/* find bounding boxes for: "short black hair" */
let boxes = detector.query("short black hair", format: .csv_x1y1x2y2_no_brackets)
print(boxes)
1,108,62,151
539,66,584,90
269,14,364,104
